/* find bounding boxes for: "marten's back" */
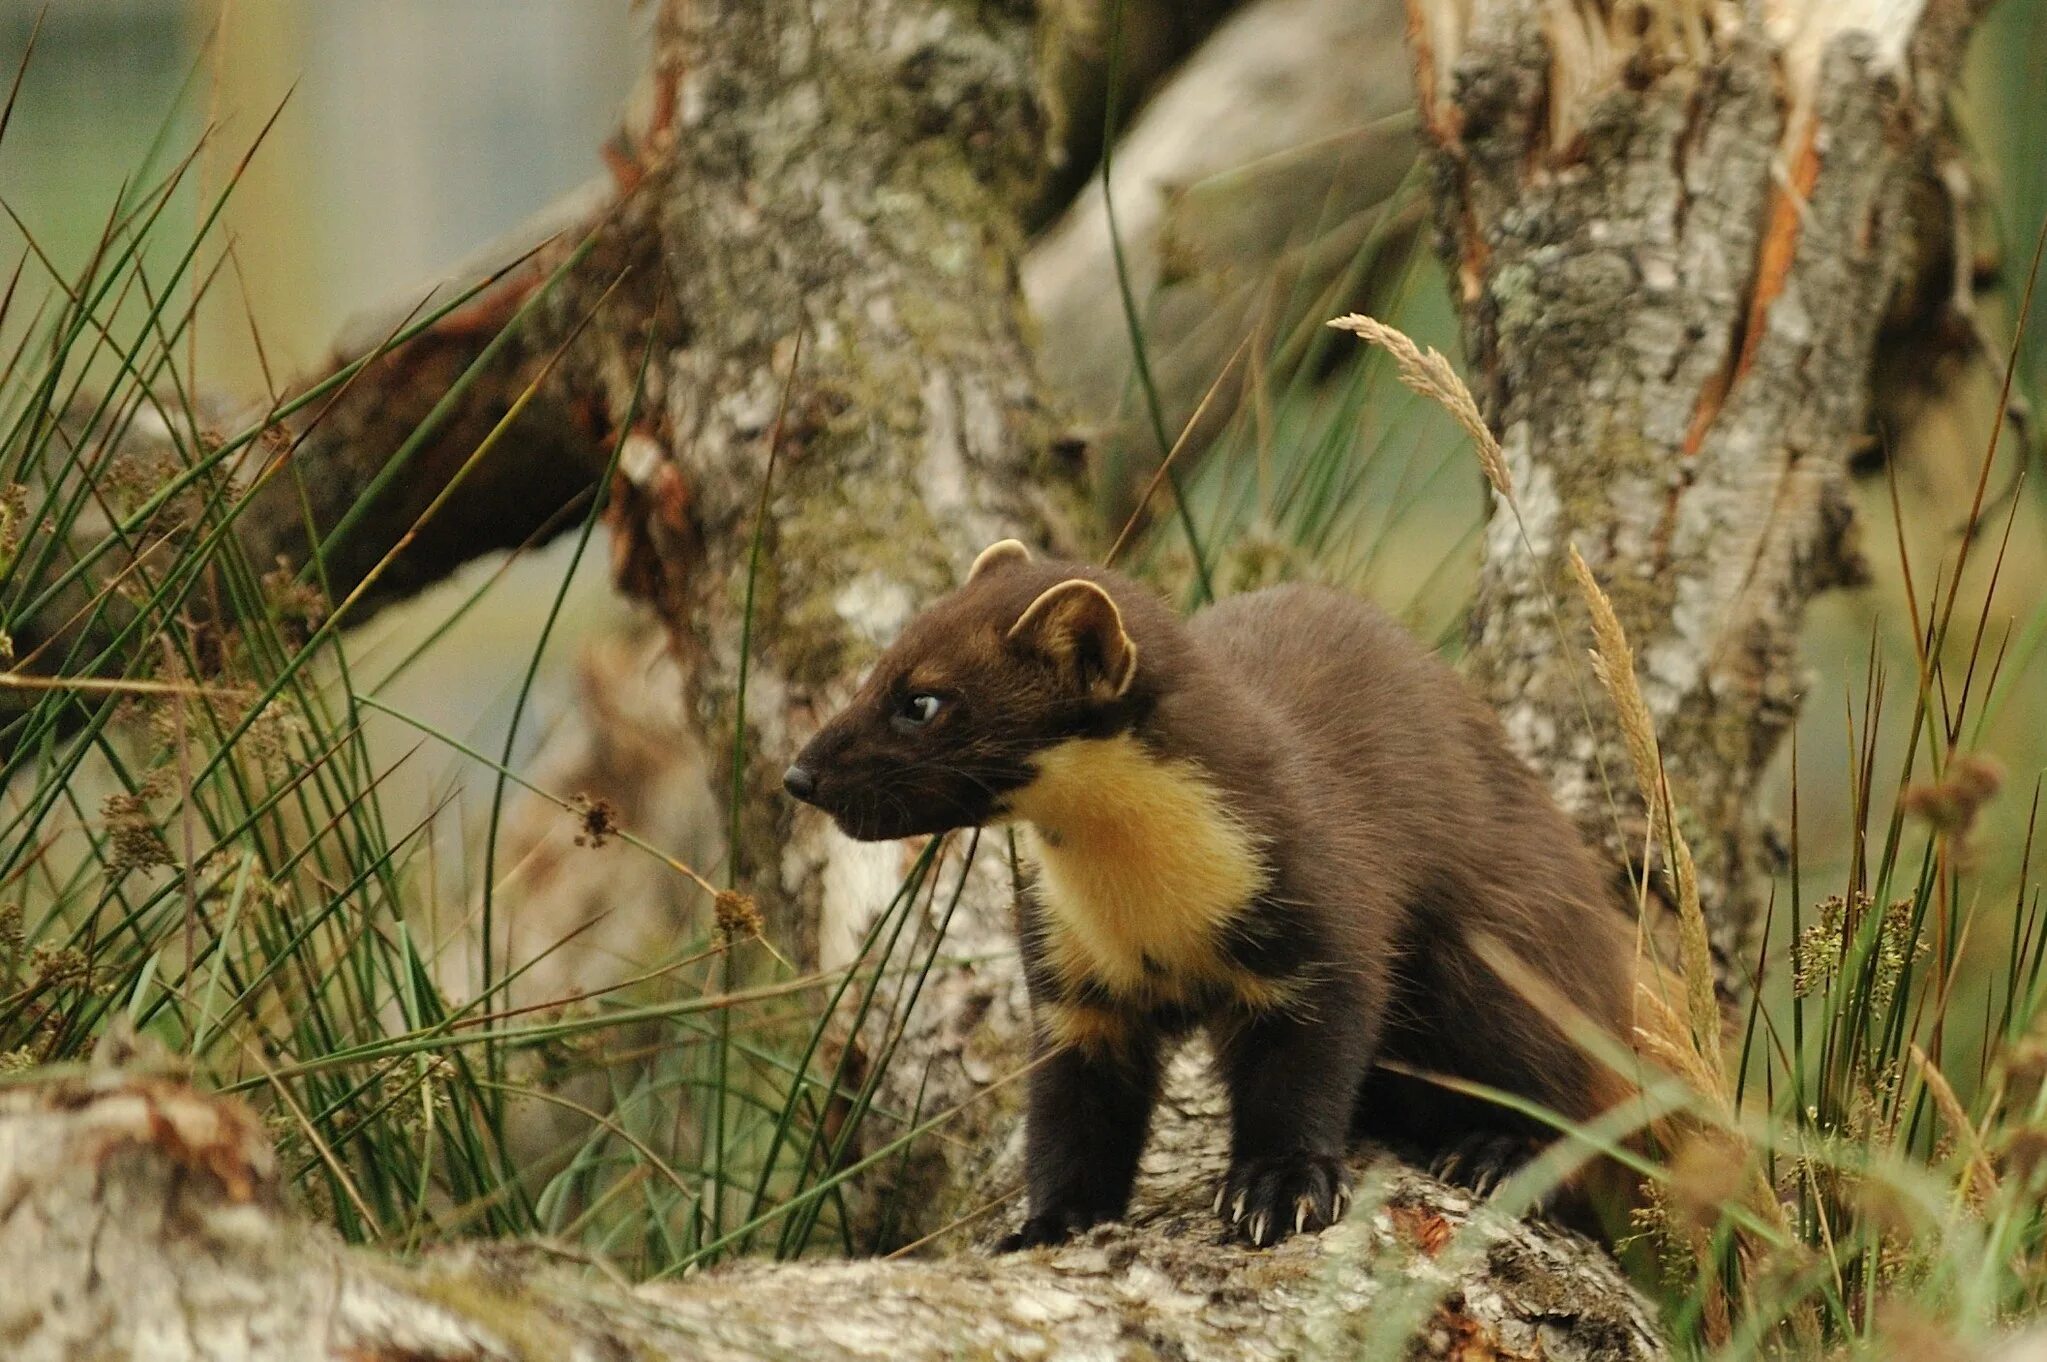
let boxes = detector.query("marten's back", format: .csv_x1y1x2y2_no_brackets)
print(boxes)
1189,584,1634,1068
1188,584,1532,865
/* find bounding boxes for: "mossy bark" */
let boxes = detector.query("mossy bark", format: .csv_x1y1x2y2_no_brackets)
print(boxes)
590,0,1070,945
1413,1,1984,984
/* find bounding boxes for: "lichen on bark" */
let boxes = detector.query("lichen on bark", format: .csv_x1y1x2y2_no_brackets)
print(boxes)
1414,0,1985,983
602,0,1069,942
572,0,1084,1240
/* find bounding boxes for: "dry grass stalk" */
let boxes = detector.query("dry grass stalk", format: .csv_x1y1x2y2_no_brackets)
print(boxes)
1631,973,1722,1101
1566,544,1724,1092
1909,1043,1999,1209
1325,312,1723,1088
1327,313,1513,502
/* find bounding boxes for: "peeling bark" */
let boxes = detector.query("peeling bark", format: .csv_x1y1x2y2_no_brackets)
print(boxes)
0,1070,1665,1362
1414,0,1985,980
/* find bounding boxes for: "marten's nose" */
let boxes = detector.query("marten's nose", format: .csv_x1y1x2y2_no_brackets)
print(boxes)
783,765,818,802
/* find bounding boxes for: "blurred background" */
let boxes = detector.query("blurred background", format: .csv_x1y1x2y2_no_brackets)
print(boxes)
0,0,646,851
2,0,641,386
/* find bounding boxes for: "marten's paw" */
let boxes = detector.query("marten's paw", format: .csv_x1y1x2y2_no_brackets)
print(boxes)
995,1206,1112,1252
1215,1151,1351,1247
1427,1132,1538,1198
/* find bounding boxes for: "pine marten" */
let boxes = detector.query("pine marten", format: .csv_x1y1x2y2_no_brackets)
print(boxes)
784,540,1638,1249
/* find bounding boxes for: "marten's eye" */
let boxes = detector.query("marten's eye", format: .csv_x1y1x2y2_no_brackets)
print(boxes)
895,693,944,729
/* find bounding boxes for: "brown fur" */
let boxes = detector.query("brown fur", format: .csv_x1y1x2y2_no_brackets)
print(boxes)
786,543,1640,1249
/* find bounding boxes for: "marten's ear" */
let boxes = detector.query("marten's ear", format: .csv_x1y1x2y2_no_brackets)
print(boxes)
1007,579,1138,699
967,538,1032,583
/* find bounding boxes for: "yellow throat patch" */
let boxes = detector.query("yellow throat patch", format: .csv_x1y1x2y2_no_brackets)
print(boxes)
1006,733,1265,1003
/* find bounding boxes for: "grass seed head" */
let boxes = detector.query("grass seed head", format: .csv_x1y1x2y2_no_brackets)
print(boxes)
1327,313,1513,503
571,793,620,848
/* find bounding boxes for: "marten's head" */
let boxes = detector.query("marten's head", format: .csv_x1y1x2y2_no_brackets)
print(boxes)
784,541,1169,841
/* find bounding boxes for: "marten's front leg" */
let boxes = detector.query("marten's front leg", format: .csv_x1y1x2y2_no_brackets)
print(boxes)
997,1024,1162,1250
1211,987,1377,1247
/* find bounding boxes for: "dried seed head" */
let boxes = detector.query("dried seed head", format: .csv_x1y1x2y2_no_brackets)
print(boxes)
1902,753,2004,853
262,554,330,628
1790,893,1848,997
2002,1124,2047,1184
715,889,763,944
0,483,26,559
1953,753,2005,801
1567,542,1718,1080
1568,545,1664,845
27,944,90,992
571,793,619,849
101,790,172,878
2001,1034,2047,1109
239,699,310,781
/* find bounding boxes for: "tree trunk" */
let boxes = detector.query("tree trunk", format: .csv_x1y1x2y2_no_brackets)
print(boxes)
601,0,1071,960
0,1069,1667,1362
1412,0,1983,981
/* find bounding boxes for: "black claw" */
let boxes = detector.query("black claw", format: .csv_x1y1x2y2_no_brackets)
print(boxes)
1215,1151,1351,1248
1426,1133,1536,1200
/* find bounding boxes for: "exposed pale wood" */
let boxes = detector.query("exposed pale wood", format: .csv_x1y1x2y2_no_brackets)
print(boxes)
1417,0,1985,982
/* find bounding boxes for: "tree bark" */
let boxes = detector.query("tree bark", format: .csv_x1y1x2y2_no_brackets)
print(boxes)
0,1069,1666,1362
603,0,1070,941
1412,0,1984,981
564,0,1086,1245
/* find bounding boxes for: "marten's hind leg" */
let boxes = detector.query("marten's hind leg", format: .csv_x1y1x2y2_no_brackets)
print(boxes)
1353,923,1625,1222
1350,1066,1544,1189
